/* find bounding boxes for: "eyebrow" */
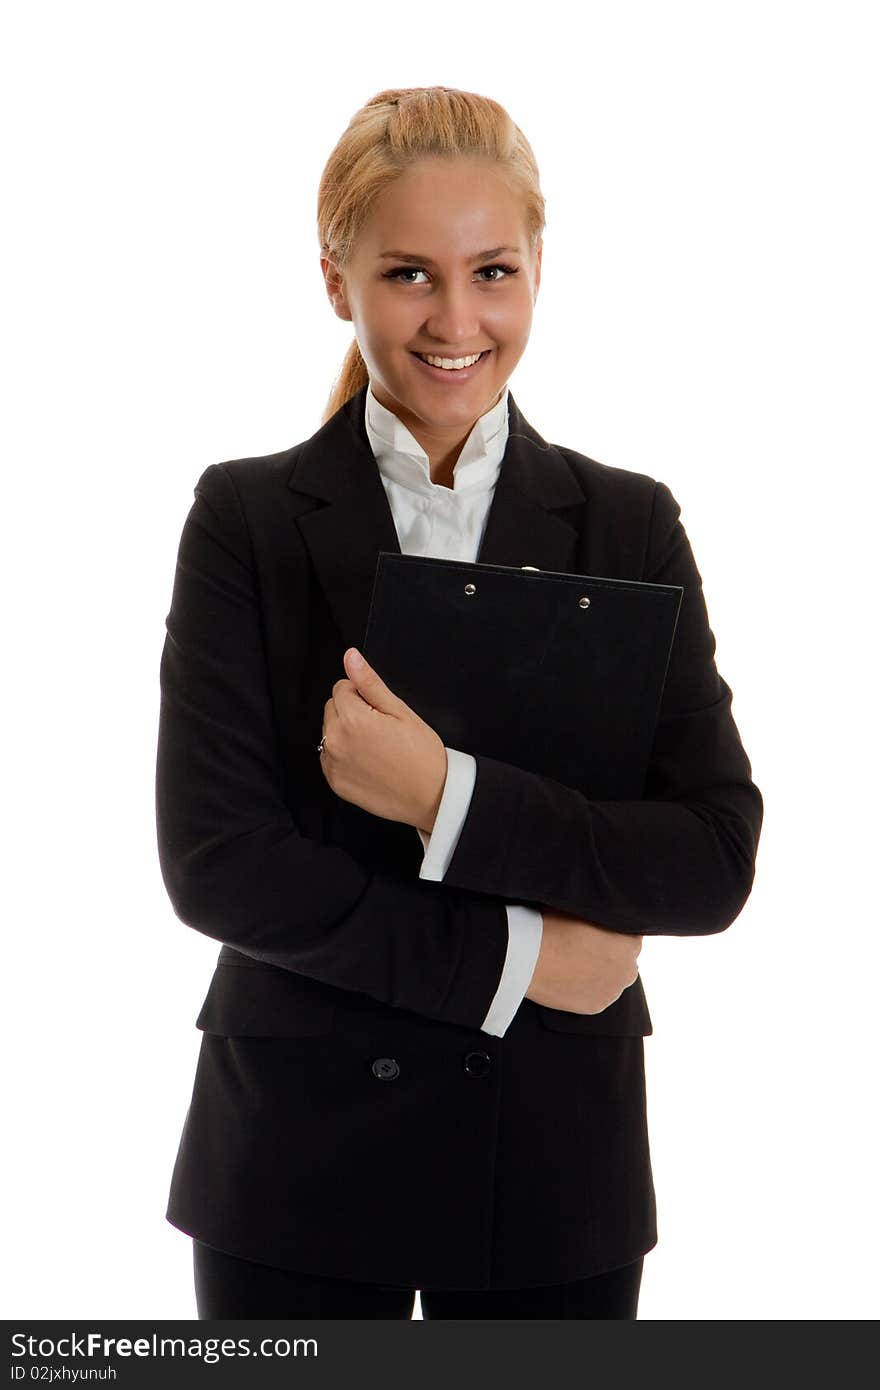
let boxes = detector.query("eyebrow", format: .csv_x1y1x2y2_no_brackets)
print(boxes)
377,245,522,265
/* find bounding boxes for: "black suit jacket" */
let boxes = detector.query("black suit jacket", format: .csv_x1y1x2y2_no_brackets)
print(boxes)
157,384,763,1291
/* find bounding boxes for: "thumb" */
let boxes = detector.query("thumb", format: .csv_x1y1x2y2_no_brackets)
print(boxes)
343,648,403,714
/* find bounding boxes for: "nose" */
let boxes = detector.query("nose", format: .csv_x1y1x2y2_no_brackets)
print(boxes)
424,283,481,349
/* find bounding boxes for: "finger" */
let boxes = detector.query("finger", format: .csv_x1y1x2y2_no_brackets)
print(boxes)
321,701,341,748
343,649,404,716
330,679,350,714
333,678,368,717
334,679,376,720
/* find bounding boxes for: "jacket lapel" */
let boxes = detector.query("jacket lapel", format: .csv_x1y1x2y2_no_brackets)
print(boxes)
290,383,585,652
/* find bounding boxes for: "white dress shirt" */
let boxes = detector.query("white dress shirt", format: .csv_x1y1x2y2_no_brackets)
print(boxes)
363,379,544,1037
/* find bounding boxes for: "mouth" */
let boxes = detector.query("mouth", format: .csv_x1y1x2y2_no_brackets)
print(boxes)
409,348,491,384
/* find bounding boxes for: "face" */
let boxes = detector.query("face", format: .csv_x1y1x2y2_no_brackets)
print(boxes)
321,157,541,461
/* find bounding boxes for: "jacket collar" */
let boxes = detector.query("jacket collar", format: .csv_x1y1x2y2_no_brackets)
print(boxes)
289,382,585,651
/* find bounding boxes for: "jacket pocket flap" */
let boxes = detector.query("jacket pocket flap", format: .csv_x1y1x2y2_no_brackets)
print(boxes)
536,976,653,1036
195,955,338,1037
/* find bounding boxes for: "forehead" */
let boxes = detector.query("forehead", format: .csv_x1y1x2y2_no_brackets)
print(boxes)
358,158,526,258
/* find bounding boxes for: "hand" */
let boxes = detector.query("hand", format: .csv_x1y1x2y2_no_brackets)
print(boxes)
319,648,448,832
525,908,642,1014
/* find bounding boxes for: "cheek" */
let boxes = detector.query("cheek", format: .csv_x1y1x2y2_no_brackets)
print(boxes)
364,291,413,337
484,298,532,340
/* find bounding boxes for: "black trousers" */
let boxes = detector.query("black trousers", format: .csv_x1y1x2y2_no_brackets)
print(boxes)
193,1240,644,1319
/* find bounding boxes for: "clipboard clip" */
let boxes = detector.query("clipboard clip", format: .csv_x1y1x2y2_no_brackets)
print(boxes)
464,565,542,598
522,565,590,609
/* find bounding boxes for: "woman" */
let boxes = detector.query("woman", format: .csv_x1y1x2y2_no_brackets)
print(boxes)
156,85,764,1320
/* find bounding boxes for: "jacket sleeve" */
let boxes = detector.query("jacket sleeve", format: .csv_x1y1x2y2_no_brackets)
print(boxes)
155,462,509,1029
439,479,764,936
414,748,543,1037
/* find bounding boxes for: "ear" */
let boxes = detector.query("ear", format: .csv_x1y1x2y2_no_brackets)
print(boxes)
321,253,352,323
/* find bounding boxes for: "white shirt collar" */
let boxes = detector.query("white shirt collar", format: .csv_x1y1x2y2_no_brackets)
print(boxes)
364,378,509,498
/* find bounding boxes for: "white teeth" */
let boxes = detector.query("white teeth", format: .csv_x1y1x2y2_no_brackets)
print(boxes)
417,351,483,370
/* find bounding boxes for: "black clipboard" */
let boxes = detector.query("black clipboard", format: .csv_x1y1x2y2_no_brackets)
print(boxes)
362,553,683,799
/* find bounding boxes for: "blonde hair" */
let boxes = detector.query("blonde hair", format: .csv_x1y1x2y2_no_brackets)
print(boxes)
317,86,546,424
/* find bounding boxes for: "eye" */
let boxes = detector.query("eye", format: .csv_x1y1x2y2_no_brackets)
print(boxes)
383,263,519,284
479,263,518,282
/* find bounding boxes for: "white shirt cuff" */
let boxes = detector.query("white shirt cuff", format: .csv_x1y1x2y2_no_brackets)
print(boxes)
417,747,476,880
480,904,544,1037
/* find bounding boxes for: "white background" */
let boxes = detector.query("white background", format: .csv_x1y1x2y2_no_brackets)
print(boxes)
3,0,877,1320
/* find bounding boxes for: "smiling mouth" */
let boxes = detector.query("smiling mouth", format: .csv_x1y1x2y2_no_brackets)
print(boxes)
410,349,491,372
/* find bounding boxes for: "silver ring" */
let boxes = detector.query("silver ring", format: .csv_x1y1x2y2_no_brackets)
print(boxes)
317,734,326,755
